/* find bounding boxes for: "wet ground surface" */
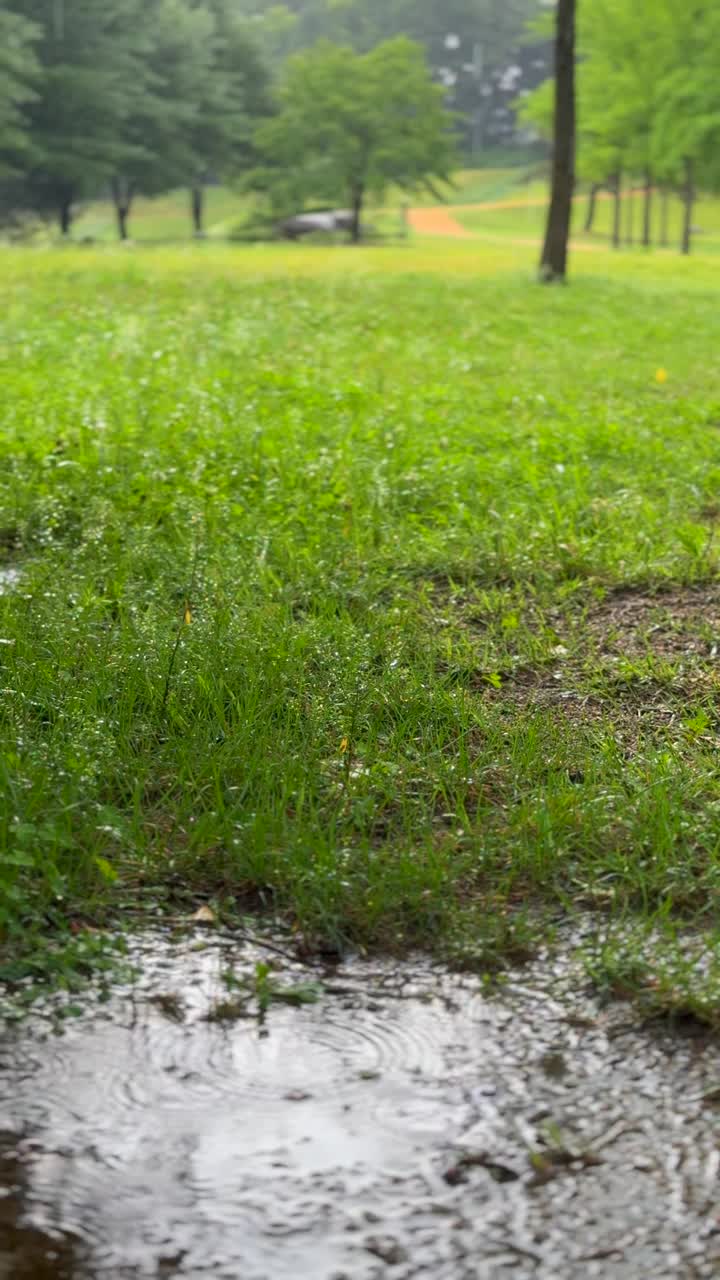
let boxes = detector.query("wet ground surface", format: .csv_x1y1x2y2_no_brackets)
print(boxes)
2,933,720,1279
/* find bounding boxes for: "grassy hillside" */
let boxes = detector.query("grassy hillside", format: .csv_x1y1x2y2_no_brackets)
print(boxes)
455,184,720,254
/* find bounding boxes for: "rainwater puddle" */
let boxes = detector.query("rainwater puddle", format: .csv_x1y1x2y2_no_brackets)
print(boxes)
1,933,720,1279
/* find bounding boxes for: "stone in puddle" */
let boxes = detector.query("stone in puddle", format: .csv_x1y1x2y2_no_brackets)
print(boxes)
365,1236,408,1265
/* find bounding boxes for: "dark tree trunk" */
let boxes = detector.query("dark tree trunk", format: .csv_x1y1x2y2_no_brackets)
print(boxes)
642,170,652,247
350,185,363,244
612,172,622,248
660,188,670,246
59,198,72,236
681,159,694,255
191,185,204,236
539,0,576,282
116,205,129,241
583,183,600,233
626,181,634,244
111,177,133,242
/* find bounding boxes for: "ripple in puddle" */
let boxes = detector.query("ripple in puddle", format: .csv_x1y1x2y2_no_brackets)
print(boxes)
1,934,720,1279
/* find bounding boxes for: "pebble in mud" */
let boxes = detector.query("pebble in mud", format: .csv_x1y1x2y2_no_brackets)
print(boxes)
1,932,720,1278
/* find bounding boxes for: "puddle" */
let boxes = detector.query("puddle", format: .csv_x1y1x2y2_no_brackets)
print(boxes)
2,934,720,1279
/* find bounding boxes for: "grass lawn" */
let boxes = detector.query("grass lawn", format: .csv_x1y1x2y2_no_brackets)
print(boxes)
3,238,720,1014
68,169,539,244
455,183,720,256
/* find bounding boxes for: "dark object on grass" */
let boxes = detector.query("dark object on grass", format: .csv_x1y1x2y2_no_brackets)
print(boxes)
277,209,359,240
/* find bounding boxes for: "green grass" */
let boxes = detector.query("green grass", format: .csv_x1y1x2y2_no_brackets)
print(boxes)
454,181,720,255
3,239,720,1008
67,169,538,244
57,168,720,264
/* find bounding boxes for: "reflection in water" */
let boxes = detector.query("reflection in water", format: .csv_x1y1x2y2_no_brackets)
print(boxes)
0,1134,85,1279
1,934,720,1279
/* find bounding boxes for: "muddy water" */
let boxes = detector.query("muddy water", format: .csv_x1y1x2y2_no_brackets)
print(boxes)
2,934,720,1279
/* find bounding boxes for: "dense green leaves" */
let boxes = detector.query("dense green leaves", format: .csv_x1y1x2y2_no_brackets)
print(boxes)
0,7,38,176
0,0,269,236
254,37,455,237
241,0,543,158
520,0,720,253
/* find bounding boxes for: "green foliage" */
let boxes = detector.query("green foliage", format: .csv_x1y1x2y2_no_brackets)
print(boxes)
0,7,38,177
254,36,455,231
0,0,270,236
3,0,156,225
240,0,542,157
108,0,270,234
519,0,720,249
652,5,720,192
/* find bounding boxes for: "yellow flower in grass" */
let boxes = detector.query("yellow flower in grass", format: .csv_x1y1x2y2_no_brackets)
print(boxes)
655,367,668,384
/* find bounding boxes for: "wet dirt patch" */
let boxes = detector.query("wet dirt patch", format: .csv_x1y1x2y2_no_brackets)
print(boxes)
2,933,720,1279
478,584,720,739
584,584,720,660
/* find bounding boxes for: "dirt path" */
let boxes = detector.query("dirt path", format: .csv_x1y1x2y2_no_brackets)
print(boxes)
407,187,633,243
406,206,602,252
406,206,476,238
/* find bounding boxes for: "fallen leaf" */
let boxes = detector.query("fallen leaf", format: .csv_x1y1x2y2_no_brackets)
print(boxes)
191,905,216,924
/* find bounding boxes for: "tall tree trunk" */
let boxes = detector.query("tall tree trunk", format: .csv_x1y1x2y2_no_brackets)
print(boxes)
191,185,204,236
59,197,72,237
626,181,634,245
115,204,129,241
642,169,652,247
584,183,599,233
539,0,576,282
349,185,363,244
682,159,694,255
111,178,133,242
660,188,670,246
612,171,622,248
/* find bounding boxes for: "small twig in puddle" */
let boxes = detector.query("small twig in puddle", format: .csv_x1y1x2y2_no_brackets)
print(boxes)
149,992,186,1023
444,1151,521,1186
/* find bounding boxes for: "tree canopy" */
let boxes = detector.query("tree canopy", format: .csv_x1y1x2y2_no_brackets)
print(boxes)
254,36,455,240
234,0,544,156
0,0,270,236
0,7,38,177
519,0,720,254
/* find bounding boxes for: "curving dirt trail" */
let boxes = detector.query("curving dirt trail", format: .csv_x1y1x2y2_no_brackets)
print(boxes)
406,206,476,238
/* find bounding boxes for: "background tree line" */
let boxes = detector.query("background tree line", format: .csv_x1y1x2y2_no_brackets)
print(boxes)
0,0,543,239
520,0,720,255
1,0,718,248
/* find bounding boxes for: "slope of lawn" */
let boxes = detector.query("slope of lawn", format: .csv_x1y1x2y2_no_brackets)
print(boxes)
455,183,720,255
68,169,537,244
3,239,720,1012
73,185,252,242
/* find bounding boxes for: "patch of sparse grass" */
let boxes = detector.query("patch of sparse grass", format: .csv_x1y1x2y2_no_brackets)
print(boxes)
583,925,720,1031
3,241,720,1007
